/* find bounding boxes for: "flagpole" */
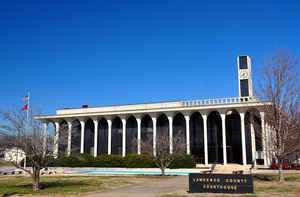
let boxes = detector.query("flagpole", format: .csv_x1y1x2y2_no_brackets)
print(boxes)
24,91,30,169
27,91,30,131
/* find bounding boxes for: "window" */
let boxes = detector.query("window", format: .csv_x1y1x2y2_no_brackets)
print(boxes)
239,56,248,69
240,79,249,97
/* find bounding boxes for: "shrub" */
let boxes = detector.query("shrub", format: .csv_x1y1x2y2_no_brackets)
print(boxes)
75,153,95,167
46,156,57,167
43,154,124,167
123,154,156,168
46,154,94,167
94,155,124,167
54,155,85,167
168,154,196,169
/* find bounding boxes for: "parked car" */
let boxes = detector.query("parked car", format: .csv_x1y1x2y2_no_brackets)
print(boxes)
292,158,300,165
270,163,291,170
292,163,300,170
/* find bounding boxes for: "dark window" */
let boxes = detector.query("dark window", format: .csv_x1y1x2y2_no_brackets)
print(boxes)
240,79,249,97
239,56,248,69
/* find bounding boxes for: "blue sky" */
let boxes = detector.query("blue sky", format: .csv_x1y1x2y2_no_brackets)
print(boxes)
0,0,299,115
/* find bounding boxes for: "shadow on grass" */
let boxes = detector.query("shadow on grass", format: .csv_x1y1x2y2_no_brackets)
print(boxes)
254,173,300,182
39,181,89,190
1,181,90,195
1,192,17,197
253,174,276,181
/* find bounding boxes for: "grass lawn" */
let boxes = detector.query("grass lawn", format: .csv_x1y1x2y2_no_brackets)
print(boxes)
252,173,300,197
0,160,13,167
1,173,300,197
161,173,300,197
0,175,161,196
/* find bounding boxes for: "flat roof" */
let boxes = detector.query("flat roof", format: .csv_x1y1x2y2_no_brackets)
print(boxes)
35,97,270,121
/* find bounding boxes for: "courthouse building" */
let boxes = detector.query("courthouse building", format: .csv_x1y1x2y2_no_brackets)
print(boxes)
35,56,272,166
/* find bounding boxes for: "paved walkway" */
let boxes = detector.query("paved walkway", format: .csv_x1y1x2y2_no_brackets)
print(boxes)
86,175,188,197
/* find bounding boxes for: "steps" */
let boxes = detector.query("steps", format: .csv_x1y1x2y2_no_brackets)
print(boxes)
196,164,252,174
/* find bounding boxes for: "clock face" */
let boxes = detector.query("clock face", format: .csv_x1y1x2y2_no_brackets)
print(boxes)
240,72,248,79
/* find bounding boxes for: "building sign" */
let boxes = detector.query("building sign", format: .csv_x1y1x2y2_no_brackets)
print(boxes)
189,173,253,194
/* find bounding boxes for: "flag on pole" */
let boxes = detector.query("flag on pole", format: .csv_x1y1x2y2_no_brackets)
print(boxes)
21,104,28,111
22,95,29,102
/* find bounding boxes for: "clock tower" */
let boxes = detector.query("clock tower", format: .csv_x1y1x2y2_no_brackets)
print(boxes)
238,55,253,97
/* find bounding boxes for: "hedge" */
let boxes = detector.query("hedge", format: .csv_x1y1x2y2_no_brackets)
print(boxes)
93,155,124,167
168,154,196,169
22,154,196,168
123,154,156,168
53,155,85,167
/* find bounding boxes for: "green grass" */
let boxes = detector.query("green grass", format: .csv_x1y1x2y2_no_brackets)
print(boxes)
0,175,151,196
253,173,300,195
255,185,297,193
161,195,257,197
0,160,13,167
160,173,300,197
253,173,300,182
1,173,300,196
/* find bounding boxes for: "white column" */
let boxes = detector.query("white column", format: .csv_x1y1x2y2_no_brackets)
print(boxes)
42,121,48,157
137,117,141,155
54,121,60,158
168,115,173,154
260,111,267,167
240,112,247,165
67,121,72,156
107,119,112,155
221,113,227,165
152,116,157,157
184,115,190,154
93,119,99,157
202,113,208,165
250,115,257,165
80,120,85,154
122,118,126,157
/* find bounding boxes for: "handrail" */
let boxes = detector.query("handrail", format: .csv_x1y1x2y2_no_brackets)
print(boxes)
182,96,257,107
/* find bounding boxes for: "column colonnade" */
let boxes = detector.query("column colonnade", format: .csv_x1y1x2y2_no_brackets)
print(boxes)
43,108,266,166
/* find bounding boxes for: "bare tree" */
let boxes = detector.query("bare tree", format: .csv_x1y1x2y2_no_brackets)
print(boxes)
255,50,300,181
0,106,53,191
140,130,186,176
